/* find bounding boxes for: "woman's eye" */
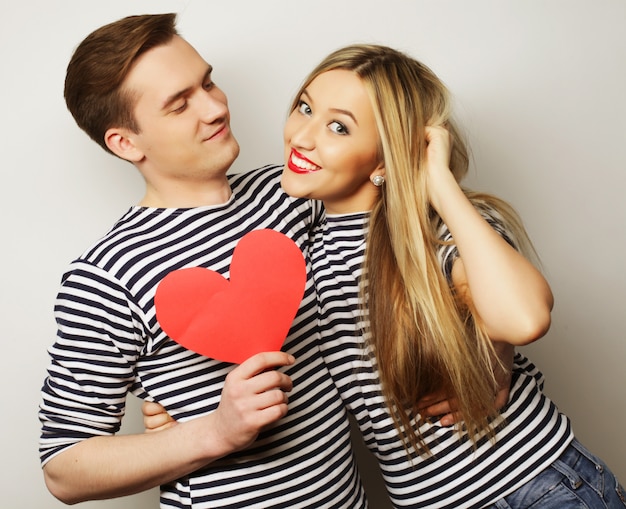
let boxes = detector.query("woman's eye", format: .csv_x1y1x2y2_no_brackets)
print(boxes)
297,100,312,116
204,81,214,90
329,121,349,135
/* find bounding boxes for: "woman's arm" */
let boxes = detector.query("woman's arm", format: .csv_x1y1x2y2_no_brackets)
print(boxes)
425,126,553,345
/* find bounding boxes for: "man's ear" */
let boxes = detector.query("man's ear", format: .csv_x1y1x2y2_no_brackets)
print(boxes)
104,127,144,163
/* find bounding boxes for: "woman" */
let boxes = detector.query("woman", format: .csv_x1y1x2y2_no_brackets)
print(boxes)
146,44,625,508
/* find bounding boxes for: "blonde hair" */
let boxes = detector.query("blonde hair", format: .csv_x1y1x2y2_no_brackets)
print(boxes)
293,44,537,455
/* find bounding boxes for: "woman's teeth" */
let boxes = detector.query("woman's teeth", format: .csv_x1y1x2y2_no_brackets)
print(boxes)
291,152,321,171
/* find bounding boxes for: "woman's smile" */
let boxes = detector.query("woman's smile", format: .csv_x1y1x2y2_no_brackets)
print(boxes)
287,149,322,174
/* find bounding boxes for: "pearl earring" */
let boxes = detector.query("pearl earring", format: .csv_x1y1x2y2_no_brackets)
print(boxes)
371,175,385,187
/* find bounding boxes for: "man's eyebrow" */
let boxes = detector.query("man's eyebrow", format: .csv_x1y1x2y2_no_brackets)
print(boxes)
301,89,358,125
161,65,213,111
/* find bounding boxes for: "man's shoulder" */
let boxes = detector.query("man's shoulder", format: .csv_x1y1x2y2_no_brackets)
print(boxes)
227,164,295,206
68,206,175,269
227,164,282,188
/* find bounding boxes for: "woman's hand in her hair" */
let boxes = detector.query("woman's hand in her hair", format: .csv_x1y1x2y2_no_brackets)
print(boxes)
423,125,458,214
142,400,177,433
424,125,452,168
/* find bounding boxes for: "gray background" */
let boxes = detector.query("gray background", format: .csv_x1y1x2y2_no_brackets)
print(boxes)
1,1,624,507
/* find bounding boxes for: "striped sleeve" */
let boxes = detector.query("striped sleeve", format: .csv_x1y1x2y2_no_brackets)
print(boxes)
437,201,519,282
39,261,145,464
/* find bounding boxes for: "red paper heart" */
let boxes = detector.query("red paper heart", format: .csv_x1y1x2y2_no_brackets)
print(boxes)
155,229,307,364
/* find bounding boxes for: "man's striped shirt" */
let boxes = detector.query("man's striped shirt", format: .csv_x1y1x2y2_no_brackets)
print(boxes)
39,166,367,509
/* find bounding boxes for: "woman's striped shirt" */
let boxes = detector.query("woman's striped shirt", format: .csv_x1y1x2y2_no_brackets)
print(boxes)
39,166,367,509
312,210,573,509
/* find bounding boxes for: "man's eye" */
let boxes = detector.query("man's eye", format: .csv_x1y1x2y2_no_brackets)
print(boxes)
172,102,187,113
329,121,349,135
297,100,312,116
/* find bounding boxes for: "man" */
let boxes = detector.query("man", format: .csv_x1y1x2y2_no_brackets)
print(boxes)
39,13,366,508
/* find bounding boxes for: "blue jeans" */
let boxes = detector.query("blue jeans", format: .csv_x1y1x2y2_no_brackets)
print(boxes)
487,439,626,508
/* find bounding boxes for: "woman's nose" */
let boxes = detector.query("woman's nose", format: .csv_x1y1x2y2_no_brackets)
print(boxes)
289,119,316,150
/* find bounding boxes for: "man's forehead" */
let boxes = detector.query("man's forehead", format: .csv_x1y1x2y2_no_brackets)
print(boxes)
124,38,212,106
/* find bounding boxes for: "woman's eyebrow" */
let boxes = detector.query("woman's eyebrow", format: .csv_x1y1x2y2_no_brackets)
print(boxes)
302,89,358,125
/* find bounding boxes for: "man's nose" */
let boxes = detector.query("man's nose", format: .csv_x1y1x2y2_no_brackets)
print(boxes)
198,89,229,124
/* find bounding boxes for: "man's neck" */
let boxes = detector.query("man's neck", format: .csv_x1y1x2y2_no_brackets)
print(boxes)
139,175,232,208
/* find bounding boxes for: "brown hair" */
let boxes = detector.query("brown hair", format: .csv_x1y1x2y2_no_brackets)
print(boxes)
64,13,178,154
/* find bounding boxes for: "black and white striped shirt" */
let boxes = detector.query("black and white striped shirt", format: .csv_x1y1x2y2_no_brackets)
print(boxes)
39,166,367,509
312,211,573,509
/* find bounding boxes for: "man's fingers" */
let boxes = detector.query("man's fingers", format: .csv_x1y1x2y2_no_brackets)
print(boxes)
494,386,510,410
234,352,296,379
420,399,457,417
253,370,293,394
439,412,461,427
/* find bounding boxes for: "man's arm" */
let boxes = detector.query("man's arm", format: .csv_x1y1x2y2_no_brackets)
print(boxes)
43,351,294,504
